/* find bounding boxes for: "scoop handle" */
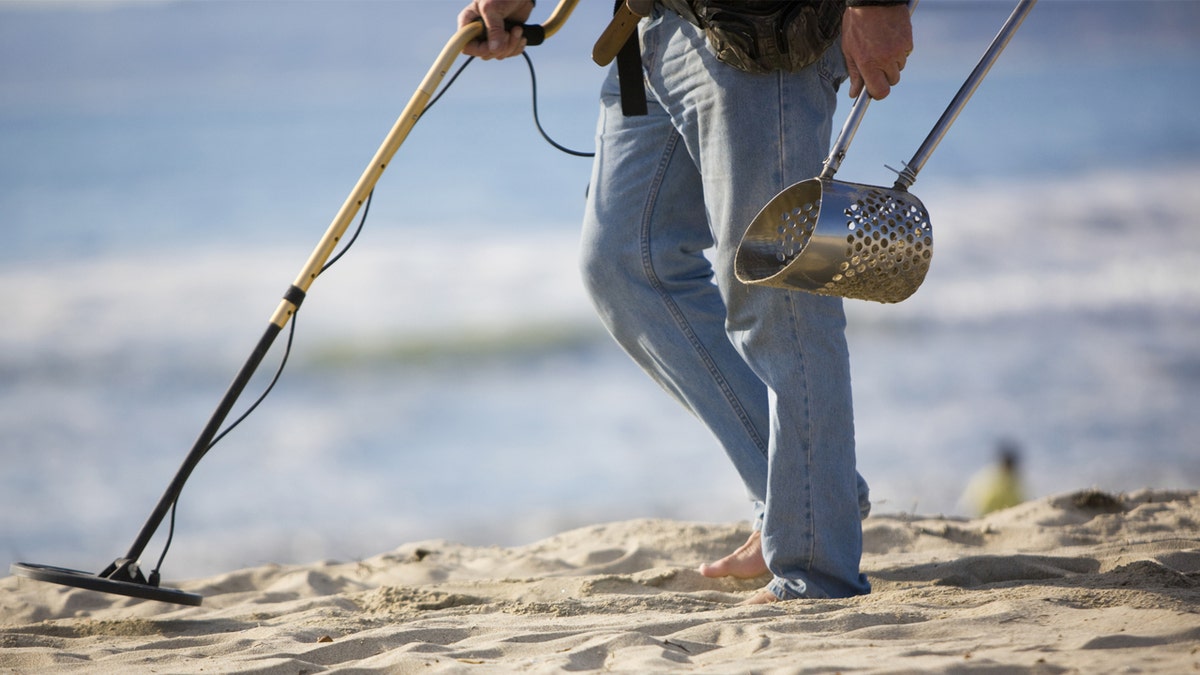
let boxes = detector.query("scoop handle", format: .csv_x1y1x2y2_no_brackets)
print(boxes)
820,89,872,180
820,0,919,180
894,0,1037,189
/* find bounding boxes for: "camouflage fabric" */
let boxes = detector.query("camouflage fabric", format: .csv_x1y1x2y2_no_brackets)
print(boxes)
657,0,846,74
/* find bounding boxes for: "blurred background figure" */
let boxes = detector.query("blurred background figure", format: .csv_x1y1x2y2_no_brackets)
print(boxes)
961,440,1027,517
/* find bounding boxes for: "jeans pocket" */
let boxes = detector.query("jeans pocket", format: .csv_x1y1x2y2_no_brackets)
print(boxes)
817,37,848,91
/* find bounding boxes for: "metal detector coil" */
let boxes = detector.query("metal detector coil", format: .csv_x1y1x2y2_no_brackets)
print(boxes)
10,562,203,606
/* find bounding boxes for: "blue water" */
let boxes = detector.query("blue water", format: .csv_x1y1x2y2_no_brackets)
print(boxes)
2,0,1198,580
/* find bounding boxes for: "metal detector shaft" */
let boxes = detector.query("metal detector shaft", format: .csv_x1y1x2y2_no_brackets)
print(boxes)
98,0,582,588
894,0,1036,189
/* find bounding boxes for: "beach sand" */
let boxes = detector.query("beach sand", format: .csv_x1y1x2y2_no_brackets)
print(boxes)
3,488,1198,673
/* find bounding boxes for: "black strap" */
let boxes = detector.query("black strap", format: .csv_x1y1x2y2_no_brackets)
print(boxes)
613,0,647,116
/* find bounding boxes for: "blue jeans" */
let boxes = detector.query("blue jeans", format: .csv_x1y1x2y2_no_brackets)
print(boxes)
580,9,870,600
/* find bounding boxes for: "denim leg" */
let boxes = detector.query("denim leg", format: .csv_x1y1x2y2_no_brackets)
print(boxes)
580,66,772,504
582,10,870,599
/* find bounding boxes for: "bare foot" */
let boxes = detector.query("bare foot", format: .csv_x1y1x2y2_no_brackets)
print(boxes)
699,530,769,579
738,589,781,605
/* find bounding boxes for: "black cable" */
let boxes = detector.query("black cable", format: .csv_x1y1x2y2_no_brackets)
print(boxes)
150,498,177,584
207,311,300,452
423,55,476,118
423,52,594,157
322,189,374,275
522,52,594,157
148,309,300,578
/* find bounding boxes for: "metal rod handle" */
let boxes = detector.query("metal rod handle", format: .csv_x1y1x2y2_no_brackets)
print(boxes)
821,89,872,179
894,0,1037,190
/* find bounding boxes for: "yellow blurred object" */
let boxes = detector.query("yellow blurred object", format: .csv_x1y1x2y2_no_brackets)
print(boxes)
961,442,1026,516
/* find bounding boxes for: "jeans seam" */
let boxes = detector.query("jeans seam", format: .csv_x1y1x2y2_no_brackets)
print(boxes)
638,131,769,457
785,291,817,573
770,68,818,576
776,70,787,187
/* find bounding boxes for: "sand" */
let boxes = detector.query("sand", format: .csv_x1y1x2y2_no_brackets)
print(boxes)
3,488,1198,674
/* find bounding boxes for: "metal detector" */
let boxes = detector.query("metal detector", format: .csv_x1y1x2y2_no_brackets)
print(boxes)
11,0,582,607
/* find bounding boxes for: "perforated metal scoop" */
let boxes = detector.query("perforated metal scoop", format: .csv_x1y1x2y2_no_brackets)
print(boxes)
736,0,1036,304
737,176,933,303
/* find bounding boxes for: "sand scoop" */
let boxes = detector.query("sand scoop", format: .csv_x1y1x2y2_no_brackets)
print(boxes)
736,0,1037,304
10,0,582,607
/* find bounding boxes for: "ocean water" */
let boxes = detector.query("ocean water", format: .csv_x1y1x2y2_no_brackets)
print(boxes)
2,0,1198,580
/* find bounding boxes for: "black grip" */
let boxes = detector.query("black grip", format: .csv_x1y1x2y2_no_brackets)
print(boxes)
522,23,546,46
500,19,545,46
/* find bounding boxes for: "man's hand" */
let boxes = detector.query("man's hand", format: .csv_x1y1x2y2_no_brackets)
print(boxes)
842,5,913,100
458,0,536,60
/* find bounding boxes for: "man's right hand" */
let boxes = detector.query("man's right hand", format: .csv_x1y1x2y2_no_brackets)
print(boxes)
458,0,536,60
842,4,913,100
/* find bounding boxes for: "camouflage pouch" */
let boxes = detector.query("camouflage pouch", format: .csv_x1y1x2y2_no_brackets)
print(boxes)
661,0,845,74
